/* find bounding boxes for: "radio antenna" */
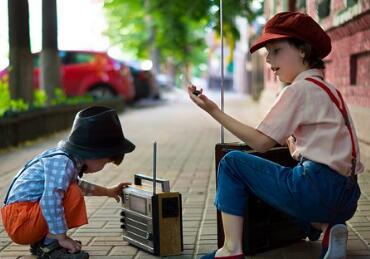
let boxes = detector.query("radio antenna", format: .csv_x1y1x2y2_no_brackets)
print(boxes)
220,0,225,144
153,142,157,195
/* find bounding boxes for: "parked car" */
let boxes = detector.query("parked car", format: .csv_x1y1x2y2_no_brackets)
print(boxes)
155,73,174,90
125,63,160,100
1,50,136,102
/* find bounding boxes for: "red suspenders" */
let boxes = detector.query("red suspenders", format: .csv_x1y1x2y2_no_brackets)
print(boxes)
305,77,357,178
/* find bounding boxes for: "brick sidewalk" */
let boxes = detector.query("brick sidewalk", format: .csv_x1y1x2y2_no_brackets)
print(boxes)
0,89,369,258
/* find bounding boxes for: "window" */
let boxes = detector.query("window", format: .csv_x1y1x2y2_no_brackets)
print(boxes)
347,0,358,8
296,0,306,10
317,0,331,19
73,53,94,64
350,51,370,87
63,52,94,65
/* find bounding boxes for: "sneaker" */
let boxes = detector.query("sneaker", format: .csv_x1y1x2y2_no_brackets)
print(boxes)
34,240,89,259
321,224,348,259
200,251,244,259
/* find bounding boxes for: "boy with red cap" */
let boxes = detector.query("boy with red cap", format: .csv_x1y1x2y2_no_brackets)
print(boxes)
188,12,362,259
1,106,135,258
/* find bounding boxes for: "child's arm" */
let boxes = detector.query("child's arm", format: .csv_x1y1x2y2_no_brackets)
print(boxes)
187,86,277,152
209,108,277,152
79,180,130,202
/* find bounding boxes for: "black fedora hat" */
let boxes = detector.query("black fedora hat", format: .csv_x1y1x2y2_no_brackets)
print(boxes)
59,106,135,159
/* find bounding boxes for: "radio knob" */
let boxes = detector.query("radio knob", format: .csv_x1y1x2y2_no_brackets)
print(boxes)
145,232,153,241
121,224,125,229
120,211,126,217
120,218,125,223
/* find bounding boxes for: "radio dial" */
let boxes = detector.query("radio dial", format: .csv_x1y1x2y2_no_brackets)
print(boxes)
145,232,153,241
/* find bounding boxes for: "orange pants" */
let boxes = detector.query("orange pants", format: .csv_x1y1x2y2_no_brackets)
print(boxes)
1,183,88,245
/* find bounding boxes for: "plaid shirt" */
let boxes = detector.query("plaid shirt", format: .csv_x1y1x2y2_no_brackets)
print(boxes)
5,147,97,234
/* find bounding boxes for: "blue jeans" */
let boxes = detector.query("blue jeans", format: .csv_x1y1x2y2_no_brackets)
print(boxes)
215,151,360,229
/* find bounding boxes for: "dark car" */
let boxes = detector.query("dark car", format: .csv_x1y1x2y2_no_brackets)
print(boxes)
126,63,160,100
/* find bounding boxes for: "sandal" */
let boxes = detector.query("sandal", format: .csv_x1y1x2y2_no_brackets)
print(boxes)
30,239,82,256
33,240,89,259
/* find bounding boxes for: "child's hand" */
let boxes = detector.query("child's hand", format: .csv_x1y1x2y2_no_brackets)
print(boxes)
107,182,131,202
286,136,296,154
53,234,81,253
187,85,219,114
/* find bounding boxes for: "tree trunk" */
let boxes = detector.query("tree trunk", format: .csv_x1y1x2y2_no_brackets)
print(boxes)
166,58,176,88
149,26,160,75
8,0,33,102
41,0,61,105
145,0,160,75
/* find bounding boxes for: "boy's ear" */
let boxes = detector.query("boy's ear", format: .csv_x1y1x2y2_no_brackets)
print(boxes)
299,49,306,58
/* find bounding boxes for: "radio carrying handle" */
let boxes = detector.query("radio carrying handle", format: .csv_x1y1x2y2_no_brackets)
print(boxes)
134,173,170,193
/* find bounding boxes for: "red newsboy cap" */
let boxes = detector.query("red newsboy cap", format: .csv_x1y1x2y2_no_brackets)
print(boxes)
250,12,331,59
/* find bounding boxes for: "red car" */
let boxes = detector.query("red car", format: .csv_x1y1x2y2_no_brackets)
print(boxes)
3,50,136,102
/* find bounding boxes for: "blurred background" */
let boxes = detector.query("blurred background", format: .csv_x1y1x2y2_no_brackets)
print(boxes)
0,0,268,105
0,0,369,161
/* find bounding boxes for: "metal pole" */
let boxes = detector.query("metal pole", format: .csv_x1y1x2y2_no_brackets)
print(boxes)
153,142,157,195
220,0,225,144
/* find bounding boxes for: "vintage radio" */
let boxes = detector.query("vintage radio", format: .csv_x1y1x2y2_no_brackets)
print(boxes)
120,143,183,256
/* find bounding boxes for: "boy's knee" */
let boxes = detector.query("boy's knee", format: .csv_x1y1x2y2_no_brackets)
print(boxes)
218,151,247,178
221,150,253,168
222,150,243,164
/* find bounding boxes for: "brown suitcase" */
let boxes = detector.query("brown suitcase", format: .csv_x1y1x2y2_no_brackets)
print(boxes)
215,142,305,255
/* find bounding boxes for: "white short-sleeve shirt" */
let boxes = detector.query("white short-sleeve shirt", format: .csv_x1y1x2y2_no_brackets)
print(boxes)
256,69,363,176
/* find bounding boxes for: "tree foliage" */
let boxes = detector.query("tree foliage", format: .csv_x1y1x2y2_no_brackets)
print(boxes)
104,0,260,77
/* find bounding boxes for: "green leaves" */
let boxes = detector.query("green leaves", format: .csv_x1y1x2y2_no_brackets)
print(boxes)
33,89,47,108
103,0,260,79
0,78,28,117
51,88,94,106
0,79,94,118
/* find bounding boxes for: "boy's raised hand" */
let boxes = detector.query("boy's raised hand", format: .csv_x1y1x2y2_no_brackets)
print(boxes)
107,182,131,202
187,85,219,114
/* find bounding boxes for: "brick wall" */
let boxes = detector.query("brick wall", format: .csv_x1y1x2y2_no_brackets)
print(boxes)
310,3,370,108
261,0,370,108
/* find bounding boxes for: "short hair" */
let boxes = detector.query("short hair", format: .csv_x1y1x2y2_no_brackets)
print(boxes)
287,38,325,69
111,154,124,165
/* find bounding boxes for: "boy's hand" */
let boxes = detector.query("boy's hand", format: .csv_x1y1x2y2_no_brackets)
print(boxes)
286,136,297,155
187,85,219,114
107,182,131,202
52,233,81,253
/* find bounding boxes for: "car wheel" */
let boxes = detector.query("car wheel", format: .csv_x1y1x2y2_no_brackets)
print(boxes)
89,85,116,99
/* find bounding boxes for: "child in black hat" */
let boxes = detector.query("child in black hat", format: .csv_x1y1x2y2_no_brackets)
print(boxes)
1,106,135,259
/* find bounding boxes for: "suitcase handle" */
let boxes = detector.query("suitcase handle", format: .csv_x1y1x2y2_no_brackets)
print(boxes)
134,173,170,192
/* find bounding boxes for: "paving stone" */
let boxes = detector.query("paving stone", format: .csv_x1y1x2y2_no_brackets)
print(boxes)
108,245,138,256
